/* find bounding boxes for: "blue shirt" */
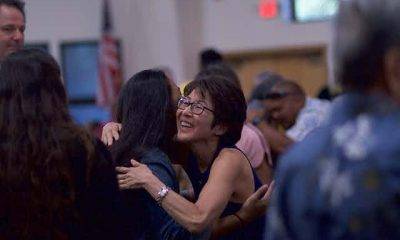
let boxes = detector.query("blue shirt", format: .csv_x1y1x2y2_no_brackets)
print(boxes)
268,93,400,239
120,148,194,240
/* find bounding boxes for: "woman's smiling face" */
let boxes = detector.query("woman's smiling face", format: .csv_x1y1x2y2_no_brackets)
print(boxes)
176,88,222,144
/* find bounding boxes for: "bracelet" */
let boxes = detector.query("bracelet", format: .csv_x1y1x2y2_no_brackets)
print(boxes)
156,185,169,206
233,213,246,228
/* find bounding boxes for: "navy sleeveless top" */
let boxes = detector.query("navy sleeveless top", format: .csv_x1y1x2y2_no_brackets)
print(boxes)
185,146,265,240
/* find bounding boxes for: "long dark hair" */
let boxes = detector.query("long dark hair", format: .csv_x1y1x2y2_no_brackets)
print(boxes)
111,69,177,165
0,49,94,239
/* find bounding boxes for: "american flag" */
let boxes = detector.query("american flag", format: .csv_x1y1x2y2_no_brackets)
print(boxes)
97,0,122,110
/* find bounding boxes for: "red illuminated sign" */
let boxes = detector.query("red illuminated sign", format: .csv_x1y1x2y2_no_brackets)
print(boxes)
259,0,278,19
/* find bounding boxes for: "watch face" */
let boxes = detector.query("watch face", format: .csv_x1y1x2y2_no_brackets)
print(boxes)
156,186,170,205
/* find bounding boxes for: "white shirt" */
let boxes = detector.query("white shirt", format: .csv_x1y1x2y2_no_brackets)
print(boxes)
286,97,331,141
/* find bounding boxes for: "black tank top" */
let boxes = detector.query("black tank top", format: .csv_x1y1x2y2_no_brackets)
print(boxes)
185,145,265,240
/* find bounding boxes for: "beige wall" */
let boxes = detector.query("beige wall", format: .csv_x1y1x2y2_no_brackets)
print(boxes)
24,0,334,84
202,0,333,51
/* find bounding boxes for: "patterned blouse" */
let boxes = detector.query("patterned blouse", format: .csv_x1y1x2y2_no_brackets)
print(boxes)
267,93,400,239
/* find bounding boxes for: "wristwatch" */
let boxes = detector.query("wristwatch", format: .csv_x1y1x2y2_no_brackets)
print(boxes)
156,186,170,205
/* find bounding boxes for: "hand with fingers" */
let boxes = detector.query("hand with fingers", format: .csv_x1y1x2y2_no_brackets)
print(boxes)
236,181,275,223
116,159,154,190
101,122,122,146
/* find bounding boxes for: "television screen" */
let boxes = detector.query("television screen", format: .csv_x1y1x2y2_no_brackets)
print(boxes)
61,40,121,125
293,0,338,22
61,41,99,100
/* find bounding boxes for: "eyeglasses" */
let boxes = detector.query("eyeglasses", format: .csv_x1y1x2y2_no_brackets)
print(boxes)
177,97,214,115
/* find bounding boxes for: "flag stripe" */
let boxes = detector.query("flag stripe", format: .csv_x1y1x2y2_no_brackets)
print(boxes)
96,1,121,109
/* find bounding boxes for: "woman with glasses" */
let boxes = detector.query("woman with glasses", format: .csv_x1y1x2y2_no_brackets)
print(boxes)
117,72,269,239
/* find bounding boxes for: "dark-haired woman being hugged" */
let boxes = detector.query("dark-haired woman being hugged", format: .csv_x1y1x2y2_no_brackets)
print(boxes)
109,69,203,239
117,74,266,240
0,49,123,239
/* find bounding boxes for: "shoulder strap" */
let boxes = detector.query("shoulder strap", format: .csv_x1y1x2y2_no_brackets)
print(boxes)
232,145,253,169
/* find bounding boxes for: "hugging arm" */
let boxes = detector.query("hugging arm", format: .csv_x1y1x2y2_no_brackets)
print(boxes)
117,151,274,235
117,151,244,233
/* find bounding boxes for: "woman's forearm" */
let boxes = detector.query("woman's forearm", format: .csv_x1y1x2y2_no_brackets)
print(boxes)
121,152,242,234
143,174,214,233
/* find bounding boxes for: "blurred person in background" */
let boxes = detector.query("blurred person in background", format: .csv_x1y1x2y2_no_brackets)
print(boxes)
0,0,25,61
264,80,331,142
0,49,123,239
247,71,289,163
268,0,400,238
199,48,223,71
180,48,225,92
247,71,285,125
250,79,331,162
